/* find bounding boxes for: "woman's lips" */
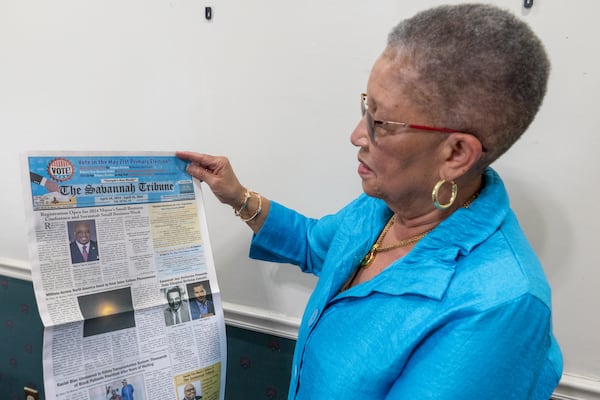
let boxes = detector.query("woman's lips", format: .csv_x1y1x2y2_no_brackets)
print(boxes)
357,159,373,177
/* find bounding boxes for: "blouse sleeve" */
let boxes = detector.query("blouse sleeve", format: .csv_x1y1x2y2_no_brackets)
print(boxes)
249,200,350,276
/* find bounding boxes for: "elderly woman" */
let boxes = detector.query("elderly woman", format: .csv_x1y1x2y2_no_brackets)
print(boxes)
178,3,562,399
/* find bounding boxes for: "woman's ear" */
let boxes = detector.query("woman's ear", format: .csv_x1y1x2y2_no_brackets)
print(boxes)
441,133,484,179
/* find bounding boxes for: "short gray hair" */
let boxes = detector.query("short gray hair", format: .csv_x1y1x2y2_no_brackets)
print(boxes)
387,3,550,164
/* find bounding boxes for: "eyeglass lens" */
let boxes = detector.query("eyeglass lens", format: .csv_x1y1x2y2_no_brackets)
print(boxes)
360,94,377,141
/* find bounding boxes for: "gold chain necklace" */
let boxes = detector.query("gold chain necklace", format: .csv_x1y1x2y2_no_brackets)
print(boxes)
359,192,479,269
359,215,432,268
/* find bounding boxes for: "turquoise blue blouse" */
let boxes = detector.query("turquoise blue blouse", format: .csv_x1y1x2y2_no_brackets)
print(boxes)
250,168,562,399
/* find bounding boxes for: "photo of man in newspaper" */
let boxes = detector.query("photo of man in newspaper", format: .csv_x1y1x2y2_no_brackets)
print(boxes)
186,281,215,320
163,286,191,326
68,220,100,264
179,381,202,400
120,378,135,400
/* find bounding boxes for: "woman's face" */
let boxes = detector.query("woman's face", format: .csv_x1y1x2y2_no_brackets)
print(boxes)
350,48,447,212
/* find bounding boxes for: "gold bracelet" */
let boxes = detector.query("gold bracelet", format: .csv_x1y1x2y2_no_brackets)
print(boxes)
233,189,251,216
240,192,262,222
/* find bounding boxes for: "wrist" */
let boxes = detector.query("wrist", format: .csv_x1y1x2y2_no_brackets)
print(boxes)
233,188,251,216
233,190,262,223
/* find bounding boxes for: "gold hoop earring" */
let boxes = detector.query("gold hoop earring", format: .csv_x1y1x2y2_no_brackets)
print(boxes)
432,179,458,210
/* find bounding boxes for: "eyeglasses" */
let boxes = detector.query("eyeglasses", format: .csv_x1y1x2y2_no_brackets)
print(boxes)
360,93,485,150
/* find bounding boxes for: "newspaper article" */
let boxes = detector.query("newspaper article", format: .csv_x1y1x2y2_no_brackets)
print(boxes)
23,152,227,400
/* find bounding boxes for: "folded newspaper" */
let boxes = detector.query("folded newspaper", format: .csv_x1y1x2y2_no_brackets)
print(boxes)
22,152,226,400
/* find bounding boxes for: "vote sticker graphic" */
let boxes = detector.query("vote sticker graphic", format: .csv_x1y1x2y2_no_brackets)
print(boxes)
47,158,75,182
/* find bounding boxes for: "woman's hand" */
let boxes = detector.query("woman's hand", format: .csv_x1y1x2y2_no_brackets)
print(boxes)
176,151,246,209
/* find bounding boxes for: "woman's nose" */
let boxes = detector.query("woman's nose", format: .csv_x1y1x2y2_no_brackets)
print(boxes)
350,116,369,147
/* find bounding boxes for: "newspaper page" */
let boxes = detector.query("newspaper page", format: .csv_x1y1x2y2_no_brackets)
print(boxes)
22,152,227,400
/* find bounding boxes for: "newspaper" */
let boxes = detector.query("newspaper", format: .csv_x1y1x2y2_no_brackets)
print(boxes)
22,152,226,400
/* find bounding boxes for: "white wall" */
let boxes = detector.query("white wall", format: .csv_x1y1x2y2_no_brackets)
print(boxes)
1,0,599,395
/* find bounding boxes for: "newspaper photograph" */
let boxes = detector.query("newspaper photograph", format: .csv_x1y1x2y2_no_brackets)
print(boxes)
22,152,227,400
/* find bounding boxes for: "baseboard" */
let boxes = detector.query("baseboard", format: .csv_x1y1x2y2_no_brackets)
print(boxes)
0,257,32,281
222,301,300,340
552,374,600,400
1,258,598,398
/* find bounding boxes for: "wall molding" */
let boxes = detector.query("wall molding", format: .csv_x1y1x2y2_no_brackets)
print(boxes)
552,374,600,400
0,257,32,282
2,258,598,399
222,301,300,340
